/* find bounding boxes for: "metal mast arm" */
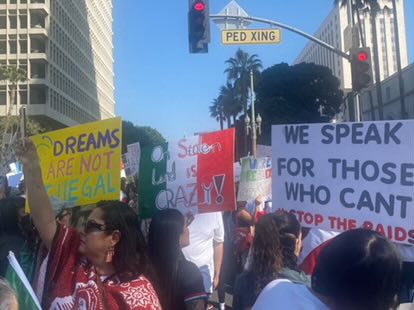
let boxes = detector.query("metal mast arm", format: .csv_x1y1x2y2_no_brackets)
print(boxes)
210,14,350,60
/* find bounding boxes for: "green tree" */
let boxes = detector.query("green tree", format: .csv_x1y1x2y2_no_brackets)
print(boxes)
255,63,343,144
209,97,225,130
122,121,165,153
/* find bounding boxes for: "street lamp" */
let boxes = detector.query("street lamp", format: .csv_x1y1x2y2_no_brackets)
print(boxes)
245,70,262,158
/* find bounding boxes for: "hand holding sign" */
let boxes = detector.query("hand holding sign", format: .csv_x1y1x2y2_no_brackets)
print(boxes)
15,139,39,172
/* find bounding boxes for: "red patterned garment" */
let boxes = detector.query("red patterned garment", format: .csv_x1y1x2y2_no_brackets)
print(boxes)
42,225,162,310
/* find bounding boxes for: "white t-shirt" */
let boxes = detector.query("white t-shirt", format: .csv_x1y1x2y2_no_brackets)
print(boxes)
182,212,225,293
253,279,329,310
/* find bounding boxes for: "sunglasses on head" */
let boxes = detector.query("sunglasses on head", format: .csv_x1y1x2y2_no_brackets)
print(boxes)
83,220,113,234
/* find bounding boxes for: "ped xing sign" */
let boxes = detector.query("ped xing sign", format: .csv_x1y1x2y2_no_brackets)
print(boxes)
222,29,281,45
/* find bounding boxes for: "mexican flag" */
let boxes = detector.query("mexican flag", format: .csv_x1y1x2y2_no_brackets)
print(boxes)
5,252,42,310
139,129,235,218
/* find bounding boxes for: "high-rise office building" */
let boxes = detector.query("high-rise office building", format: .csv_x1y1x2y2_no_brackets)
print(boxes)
294,0,408,91
0,0,114,128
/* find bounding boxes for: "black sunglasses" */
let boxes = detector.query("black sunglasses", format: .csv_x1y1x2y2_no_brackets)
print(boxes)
83,220,113,234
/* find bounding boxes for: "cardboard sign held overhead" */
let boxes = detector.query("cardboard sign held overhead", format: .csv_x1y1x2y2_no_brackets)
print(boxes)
272,121,414,245
29,117,122,209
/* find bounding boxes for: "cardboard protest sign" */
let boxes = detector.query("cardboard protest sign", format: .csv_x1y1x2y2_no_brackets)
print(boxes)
139,129,235,219
122,143,141,178
30,117,122,208
237,157,272,201
122,153,133,178
127,142,141,177
272,121,414,245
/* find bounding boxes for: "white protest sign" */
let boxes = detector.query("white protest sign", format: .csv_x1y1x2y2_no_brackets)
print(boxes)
272,121,414,245
127,142,141,177
237,157,272,201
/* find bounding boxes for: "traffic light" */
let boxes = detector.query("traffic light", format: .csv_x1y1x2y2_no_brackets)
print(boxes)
350,47,373,92
188,0,210,53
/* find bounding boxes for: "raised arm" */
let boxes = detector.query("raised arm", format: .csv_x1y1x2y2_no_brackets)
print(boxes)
16,139,57,250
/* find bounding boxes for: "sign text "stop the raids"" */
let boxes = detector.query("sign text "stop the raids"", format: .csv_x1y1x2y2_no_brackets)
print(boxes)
221,29,281,45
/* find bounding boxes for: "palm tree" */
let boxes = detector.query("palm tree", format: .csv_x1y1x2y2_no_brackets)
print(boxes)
335,0,386,119
219,82,242,127
209,97,225,130
0,66,27,166
225,49,262,154
224,49,262,119
0,65,27,115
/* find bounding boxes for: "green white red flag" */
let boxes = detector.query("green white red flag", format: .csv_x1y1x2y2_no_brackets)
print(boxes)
139,129,235,218
6,251,41,310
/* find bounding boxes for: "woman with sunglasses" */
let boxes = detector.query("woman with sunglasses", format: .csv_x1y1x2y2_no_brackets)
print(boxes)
148,209,207,310
16,140,161,309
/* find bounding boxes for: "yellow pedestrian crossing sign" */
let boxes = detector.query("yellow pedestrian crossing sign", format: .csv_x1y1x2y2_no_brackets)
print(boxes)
221,29,281,45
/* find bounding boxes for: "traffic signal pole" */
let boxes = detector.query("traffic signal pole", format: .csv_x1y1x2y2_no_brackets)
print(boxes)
210,14,350,60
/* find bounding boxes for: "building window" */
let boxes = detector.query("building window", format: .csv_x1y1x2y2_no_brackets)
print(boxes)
19,89,27,105
0,11,6,29
30,85,47,104
0,85,6,105
9,14,17,29
30,60,46,78
19,14,27,29
0,35,6,54
19,38,27,53
8,36,17,54
386,87,391,101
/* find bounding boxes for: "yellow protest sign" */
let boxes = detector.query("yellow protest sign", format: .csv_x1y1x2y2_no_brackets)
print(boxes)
29,117,122,209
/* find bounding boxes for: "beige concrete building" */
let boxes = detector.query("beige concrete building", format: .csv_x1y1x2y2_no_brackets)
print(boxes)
294,0,408,91
0,0,114,128
361,63,414,120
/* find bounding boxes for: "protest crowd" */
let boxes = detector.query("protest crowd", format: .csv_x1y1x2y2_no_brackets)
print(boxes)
0,121,413,310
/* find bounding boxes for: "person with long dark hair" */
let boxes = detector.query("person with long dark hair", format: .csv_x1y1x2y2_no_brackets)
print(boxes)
16,140,161,309
253,229,402,310
233,214,283,310
271,211,309,285
148,209,207,310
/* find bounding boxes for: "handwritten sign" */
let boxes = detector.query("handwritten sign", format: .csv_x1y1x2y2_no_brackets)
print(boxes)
139,129,235,219
272,121,414,245
30,117,122,207
237,157,272,201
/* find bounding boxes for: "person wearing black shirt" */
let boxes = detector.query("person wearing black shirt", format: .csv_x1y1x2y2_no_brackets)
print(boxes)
149,209,207,310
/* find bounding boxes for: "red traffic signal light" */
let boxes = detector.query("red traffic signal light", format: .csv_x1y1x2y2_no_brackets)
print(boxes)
193,1,205,11
350,48,373,92
357,52,367,62
188,0,210,54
